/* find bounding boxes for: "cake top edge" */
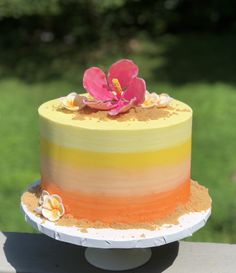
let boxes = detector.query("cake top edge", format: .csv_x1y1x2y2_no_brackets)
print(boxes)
38,97,192,130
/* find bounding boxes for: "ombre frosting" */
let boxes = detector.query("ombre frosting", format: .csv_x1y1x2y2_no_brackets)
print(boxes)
38,97,193,224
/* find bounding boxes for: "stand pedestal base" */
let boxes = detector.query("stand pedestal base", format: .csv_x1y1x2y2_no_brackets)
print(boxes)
85,247,152,271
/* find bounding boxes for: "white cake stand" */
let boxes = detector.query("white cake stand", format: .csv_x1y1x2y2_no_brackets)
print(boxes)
21,182,211,271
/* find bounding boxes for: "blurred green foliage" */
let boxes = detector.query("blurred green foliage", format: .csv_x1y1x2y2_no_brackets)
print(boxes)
0,0,60,17
0,0,236,83
0,0,236,51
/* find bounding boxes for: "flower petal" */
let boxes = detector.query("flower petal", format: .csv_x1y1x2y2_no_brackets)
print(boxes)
34,206,43,214
149,92,160,101
42,196,53,210
157,93,172,107
58,203,65,216
60,92,85,111
73,94,87,109
50,195,62,209
84,99,116,110
122,77,146,105
41,208,53,220
107,59,138,91
42,190,50,196
39,190,49,205
141,91,160,108
108,98,136,116
83,67,115,100
42,208,61,222
50,209,61,221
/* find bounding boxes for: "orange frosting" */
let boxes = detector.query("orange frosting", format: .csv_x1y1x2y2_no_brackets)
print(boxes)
41,179,190,224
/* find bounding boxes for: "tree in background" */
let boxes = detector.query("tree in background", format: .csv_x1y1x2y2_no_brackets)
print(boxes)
0,0,236,49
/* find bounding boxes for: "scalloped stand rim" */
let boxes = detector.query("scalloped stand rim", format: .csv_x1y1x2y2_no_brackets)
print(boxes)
21,180,211,271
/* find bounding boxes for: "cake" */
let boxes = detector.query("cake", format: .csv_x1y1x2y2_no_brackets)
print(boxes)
22,59,211,227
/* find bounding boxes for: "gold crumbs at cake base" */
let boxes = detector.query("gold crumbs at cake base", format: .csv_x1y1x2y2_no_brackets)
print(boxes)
21,180,211,230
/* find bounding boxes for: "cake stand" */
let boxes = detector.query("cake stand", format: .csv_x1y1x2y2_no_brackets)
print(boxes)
21,181,211,271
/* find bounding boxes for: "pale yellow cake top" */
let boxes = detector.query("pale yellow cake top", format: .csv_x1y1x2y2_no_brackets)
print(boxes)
38,97,192,131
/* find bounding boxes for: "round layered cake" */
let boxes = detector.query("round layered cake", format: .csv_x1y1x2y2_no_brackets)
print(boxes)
38,98,192,224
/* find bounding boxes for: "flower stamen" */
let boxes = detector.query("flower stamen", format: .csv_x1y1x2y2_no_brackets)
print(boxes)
112,78,122,95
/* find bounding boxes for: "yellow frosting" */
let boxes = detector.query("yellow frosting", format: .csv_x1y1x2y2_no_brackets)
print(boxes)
39,98,192,130
38,98,192,153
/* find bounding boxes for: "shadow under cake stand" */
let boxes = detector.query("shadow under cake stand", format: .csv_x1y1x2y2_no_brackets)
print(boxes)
21,181,211,271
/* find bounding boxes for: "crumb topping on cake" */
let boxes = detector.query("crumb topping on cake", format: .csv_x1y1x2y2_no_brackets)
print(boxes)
39,98,192,129
72,103,191,122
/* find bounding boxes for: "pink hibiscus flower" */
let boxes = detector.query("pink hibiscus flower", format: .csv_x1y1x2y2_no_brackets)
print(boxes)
83,59,146,116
